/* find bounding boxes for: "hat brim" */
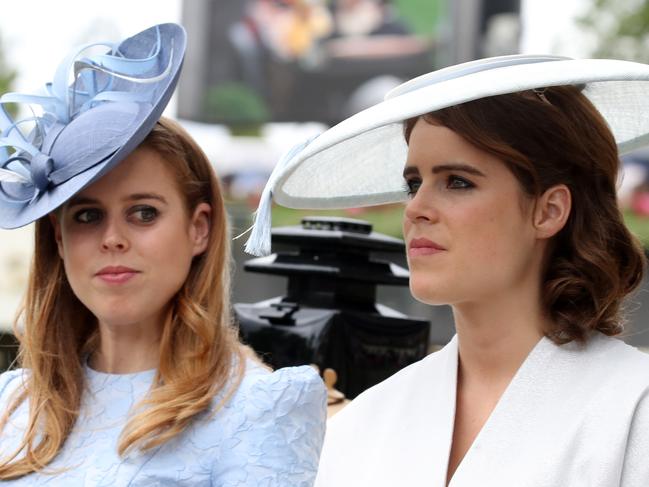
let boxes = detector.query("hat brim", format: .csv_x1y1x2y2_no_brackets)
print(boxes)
0,23,186,229
271,57,649,210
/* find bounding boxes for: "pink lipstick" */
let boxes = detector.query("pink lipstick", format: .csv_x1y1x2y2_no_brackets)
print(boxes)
95,265,140,284
408,238,446,257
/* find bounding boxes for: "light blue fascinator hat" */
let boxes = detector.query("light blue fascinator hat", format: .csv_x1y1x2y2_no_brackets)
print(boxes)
0,23,186,229
244,54,649,256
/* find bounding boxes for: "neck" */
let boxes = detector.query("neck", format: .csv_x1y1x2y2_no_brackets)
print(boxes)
451,281,548,387
90,313,166,374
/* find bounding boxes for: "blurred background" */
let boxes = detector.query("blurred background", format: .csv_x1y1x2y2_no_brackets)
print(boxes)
2,0,649,364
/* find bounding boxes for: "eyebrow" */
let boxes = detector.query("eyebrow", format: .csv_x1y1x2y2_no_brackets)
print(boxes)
66,193,168,208
402,163,487,178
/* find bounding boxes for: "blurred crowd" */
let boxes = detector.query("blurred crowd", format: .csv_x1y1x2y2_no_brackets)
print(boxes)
621,150,649,217
237,0,410,62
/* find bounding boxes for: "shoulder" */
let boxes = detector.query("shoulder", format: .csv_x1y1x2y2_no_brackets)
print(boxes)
329,340,451,433
358,344,448,396
206,362,327,485
231,362,328,441
233,361,327,416
621,382,649,483
568,333,649,389
240,360,326,395
315,345,454,486
234,361,327,438
583,332,649,363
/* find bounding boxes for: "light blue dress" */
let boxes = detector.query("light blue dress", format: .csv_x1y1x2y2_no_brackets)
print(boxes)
0,361,327,486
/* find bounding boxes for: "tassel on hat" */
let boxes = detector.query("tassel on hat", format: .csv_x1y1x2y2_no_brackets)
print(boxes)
241,136,317,257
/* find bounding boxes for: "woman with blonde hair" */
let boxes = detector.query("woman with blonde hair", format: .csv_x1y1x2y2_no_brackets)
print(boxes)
246,55,649,486
0,24,326,485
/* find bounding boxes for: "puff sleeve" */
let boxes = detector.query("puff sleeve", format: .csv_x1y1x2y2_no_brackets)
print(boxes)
211,365,327,487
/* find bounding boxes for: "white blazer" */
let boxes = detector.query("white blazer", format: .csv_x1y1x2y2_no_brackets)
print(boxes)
315,333,649,487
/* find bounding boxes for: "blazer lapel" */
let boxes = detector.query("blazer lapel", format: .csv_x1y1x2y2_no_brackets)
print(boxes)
448,336,550,486
389,335,459,487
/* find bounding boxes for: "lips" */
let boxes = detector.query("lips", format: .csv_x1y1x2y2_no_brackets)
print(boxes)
95,266,140,284
408,238,446,257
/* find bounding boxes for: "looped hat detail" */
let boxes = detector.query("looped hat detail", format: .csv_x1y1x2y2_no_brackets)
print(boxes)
0,23,186,228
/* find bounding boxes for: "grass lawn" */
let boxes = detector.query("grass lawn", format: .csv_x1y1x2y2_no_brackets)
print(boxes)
270,204,407,238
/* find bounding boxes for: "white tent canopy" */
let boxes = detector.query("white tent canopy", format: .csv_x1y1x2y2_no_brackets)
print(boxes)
177,119,327,176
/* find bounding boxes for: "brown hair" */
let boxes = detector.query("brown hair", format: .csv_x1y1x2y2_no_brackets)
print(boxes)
404,86,646,344
0,117,247,478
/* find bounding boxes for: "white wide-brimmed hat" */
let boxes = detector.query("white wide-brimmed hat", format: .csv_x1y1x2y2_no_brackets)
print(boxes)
244,54,649,256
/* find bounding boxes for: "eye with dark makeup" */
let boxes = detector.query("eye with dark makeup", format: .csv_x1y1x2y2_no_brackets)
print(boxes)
71,205,159,225
446,175,475,190
73,208,103,224
403,174,475,198
403,177,421,198
129,205,159,223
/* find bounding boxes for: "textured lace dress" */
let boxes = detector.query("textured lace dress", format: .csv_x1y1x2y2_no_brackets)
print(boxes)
0,360,327,486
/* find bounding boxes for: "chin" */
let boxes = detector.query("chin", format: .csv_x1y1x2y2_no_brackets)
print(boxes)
409,280,452,306
93,312,144,328
88,302,149,327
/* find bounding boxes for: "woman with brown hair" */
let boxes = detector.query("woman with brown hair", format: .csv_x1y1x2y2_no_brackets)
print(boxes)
246,55,649,486
0,24,326,485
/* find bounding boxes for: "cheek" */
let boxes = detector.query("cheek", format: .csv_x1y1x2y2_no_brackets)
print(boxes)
406,197,535,304
59,233,105,316
461,209,536,296
402,216,412,236
144,223,196,285
458,201,534,273
60,232,97,280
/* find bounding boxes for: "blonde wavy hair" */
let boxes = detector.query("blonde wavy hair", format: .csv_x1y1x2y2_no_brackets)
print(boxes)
0,117,248,479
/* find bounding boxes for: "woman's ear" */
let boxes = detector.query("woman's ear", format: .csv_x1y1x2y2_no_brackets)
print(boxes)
49,212,65,259
190,202,212,256
533,184,572,239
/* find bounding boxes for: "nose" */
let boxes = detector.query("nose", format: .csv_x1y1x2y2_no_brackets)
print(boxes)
404,187,439,225
100,217,130,252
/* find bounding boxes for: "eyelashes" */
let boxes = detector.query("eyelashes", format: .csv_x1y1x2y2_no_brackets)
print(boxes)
446,175,474,190
403,175,475,197
73,208,102,224
72,205,160,225
403,178,421,197
130,206,158,223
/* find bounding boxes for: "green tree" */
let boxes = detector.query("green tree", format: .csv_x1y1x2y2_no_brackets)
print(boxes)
392,0,445,37
204,83,269,136
578,0,649,62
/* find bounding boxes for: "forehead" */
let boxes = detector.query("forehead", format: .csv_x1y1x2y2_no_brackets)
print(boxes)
73,147,178,200
405,119,507,173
